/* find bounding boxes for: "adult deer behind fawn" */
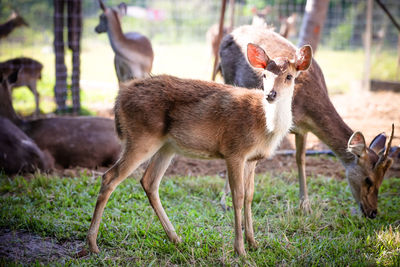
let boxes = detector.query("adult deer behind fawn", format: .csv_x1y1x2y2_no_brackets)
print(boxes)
95,0,154,82
219,25,397,218
87,43,312,256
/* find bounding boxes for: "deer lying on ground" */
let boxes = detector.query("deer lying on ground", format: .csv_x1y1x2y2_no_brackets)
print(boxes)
0,66,121,170
0,11,28,39
21,116,121,169
86,43,313,256
0,57,43,115
0,70,52,174
95,0,154,82
219,25,397,218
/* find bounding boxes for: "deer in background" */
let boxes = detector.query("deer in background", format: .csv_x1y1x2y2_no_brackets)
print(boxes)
95,0,154,82
0,11,28,39
0,64,121,170
0,70,52,175
0,57,43,115
219,25,398,218
279,13,297,39
86,44,312,256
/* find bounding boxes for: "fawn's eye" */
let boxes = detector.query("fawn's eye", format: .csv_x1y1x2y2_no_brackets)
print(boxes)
365,177,373,187
262,73,266,79
286,74,293,81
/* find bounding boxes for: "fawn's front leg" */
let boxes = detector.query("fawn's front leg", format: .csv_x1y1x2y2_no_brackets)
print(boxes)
226,157,246,256
244,160,257,249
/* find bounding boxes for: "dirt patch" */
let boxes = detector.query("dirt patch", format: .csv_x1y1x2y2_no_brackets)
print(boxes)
0,228,82,265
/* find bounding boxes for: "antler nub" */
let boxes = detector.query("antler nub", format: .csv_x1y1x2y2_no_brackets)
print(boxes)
383,123,395,160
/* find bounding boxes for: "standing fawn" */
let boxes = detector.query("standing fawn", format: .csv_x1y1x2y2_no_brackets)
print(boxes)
219,25,396,218
86,43,312,256
0,57,43,115
0,11,28,39
95,0,154,82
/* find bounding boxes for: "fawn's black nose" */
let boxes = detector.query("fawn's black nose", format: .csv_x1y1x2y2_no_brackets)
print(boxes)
267,90,277,102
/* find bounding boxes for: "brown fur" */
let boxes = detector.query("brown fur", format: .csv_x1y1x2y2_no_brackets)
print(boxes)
0,57,43,115
95,1,154,82
0,71,51,174
86,43,312,257
219,25,395,217
0,66,121,170
22,117,121,169
0,117,52,174
0,11,28,39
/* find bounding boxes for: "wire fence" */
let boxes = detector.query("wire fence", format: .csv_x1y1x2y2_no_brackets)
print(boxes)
0,0,399,100
1,0,399,48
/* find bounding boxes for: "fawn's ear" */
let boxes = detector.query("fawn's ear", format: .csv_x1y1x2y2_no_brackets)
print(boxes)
247,43,270,69
348,131,367,157
295,45,312,71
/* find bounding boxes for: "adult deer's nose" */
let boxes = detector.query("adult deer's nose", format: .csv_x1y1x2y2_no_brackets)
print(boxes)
369,209,377,219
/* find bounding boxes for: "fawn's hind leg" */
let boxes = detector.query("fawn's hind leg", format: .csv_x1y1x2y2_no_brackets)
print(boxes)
140,145,180,243
87,137,164,253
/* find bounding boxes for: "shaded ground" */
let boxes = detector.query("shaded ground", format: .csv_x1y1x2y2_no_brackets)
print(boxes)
1,89,399,265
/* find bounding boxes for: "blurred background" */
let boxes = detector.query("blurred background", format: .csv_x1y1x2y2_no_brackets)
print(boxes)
0,0,399,115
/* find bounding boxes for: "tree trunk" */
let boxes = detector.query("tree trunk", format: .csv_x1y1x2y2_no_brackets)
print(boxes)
298,0,329,52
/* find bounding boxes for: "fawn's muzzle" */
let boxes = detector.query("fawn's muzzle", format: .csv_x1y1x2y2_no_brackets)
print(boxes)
267,90,277,102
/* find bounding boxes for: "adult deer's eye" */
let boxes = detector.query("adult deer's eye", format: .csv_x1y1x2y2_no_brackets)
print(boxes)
286,74,293,81
365,177,373,187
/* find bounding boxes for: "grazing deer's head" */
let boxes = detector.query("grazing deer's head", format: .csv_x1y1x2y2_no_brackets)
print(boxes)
246,43,312,104
347,124,396,219
95,0,127,33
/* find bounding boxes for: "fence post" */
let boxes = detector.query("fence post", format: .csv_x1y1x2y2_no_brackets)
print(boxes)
363,0,373,91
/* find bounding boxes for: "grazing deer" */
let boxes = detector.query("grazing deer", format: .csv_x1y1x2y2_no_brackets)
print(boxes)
0,57,43,115
0,70,52,174
95,0,154,82
219,25,397,218
86,44,312,256
0,11,29,39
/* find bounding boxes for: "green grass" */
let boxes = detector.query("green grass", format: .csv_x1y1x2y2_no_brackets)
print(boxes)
0,171,399,265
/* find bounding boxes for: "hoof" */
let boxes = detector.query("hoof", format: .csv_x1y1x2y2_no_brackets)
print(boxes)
247,239,258,250
234,244,246,256
300,199,312,214
75,248,89,258
171,235,182,244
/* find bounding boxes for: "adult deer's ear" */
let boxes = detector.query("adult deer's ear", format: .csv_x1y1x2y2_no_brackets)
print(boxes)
348,131,367,157
295,45,312,71
369,133,386,155
247,43,270,69
118,3,127,15
98,0,106,11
